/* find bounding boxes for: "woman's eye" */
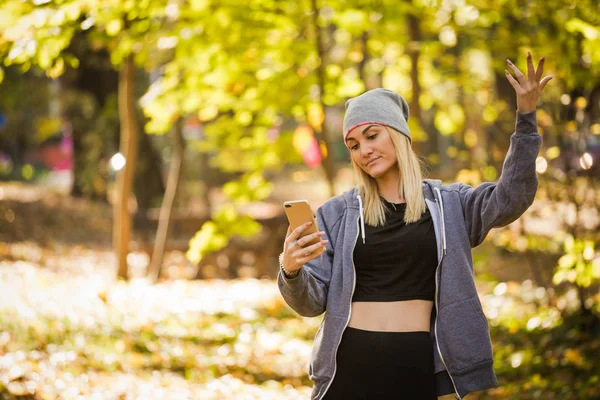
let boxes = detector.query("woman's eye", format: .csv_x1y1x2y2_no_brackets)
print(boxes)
350,145,358,151
367,134,377,140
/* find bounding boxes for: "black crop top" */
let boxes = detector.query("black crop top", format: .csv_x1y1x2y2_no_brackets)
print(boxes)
351,198,438,302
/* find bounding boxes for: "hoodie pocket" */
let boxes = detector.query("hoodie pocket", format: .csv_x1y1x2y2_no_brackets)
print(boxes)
438,297,493,373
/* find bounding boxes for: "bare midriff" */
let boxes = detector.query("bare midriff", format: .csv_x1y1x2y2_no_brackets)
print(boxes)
348,300,434,332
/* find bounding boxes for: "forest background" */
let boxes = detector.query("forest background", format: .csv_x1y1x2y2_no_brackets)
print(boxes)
0,0,598,399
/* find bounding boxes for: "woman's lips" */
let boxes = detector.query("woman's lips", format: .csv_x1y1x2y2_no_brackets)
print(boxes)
367,157,380,166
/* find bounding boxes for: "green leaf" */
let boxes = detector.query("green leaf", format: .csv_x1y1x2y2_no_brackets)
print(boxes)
434,110,455,136
552,269,566,285
558,254,576,269
565,18,599,40
564,234,575,252
106,19,123,36
592,258,600,278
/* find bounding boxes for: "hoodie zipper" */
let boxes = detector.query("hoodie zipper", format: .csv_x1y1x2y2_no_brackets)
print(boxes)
434,191,462,400
319,214,359,400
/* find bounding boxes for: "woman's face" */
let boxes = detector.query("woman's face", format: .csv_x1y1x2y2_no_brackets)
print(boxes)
345,124,398,180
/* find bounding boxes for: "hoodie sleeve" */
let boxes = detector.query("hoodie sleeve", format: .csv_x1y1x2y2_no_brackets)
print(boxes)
277,206,336,317
454,110,542,248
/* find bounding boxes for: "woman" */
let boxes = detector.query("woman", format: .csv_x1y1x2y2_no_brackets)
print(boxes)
278,52,552,400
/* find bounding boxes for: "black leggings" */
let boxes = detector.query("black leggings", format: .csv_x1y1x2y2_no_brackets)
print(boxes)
322,327,438,400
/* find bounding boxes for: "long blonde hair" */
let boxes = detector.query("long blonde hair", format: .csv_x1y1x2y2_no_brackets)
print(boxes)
351,126,429,226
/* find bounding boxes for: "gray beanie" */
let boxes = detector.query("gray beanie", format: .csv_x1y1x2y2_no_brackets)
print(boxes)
343,88,411,144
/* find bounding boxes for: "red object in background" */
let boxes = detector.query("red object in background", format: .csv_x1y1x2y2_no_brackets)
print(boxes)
302,136,322,167
293,124,322,167
56,134,73,170
26,134,73,171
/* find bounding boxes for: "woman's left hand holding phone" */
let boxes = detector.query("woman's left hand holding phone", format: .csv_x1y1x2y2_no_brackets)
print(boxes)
281,222,329,277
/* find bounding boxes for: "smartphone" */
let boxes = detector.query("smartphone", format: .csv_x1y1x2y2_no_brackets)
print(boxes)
283,200,321,247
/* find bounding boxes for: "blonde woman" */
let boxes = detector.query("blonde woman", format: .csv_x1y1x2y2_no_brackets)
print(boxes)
278,52,552,399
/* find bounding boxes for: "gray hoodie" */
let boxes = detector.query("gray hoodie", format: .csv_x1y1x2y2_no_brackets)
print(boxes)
278,110,541,399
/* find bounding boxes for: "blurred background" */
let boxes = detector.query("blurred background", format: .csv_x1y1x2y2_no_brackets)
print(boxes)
0,0,598,399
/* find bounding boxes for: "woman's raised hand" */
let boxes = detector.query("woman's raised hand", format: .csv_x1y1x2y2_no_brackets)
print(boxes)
505,51,553,114
282,222,328,273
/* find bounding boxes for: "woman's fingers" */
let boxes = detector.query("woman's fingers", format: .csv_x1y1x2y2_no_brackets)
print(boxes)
285,221,312,246
293,238,328,259
508,52,548,87
540,75,553,91
294,245,327,264
526,51,535,82
287,228,324,249
290,232,326,258
505,70,523,93
535,56,545,82
504,52,553,113
506,59,526,86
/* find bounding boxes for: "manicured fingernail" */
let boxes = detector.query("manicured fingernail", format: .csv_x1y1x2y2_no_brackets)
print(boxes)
307,222,312,226
506,59,512,65
505,70,509,74
528,52,531,58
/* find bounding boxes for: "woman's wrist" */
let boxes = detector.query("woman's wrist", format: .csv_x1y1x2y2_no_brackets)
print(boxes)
279,252,301,278
283,268,301,279
517,108,536,116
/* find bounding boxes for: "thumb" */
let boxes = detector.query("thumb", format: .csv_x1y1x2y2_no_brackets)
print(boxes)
540,76,553,91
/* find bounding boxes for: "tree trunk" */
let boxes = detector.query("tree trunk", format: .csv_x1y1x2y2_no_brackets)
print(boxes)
114,55,139,280
406,11,425,156
135,130,165,211
148,118,185,283
357,30,383,91
199,151,213,216
310,0,336,198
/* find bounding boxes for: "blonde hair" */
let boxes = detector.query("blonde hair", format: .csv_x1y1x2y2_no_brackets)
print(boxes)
351,126,429,227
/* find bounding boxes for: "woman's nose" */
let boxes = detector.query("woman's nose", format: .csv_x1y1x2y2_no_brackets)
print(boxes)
361,144,374,157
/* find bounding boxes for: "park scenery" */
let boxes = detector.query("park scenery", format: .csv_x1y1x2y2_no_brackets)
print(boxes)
0,0,598,399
